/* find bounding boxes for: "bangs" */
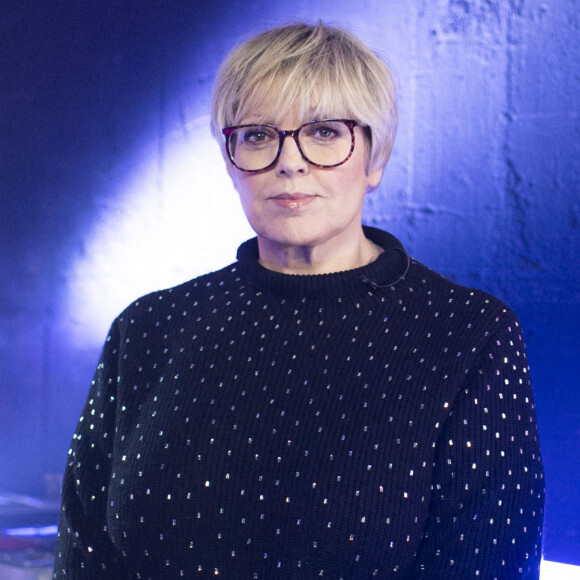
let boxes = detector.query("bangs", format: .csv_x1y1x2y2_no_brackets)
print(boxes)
228,27,376,127
233,69,360,127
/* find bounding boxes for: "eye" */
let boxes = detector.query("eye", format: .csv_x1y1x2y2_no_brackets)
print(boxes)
242,126,276,145
246,130,266,142
314,125,338,140
305,121,351,143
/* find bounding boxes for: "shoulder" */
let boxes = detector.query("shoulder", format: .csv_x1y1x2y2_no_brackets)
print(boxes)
112,262,246,333
365,227,519,331
400,258,522,344
408,258,513,311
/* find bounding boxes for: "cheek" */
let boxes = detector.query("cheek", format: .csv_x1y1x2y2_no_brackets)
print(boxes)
231,175,263,220
232,171,262,198
230,169,244,194
231,175,252,206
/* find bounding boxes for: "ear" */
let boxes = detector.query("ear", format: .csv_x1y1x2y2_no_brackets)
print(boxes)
366,165,384,193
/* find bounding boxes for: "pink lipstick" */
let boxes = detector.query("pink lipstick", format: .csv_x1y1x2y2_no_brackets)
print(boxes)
271,193,316,209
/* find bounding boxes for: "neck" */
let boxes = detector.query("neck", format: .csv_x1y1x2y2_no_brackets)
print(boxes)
257,231,384,275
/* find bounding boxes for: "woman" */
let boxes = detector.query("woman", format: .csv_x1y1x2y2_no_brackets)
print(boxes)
54,22,544,579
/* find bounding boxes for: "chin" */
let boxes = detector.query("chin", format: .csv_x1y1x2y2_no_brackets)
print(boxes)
262,233,317,249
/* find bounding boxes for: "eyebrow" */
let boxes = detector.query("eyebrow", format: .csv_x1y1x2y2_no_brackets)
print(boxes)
238,104,335,128
239,118,276,126
238,114,342,128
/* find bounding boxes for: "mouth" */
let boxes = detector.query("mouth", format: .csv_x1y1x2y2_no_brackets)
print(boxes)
270,193,317,210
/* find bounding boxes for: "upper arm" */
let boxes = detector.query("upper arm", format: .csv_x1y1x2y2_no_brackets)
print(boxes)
54,321,127,578
414,316,544,579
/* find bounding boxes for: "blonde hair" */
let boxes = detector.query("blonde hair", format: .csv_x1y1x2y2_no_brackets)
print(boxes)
211,22,398,173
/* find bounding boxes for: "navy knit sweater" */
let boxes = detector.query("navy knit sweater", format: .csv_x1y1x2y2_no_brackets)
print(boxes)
54,227,544,579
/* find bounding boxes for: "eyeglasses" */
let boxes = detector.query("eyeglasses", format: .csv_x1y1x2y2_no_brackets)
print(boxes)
222,119,358,173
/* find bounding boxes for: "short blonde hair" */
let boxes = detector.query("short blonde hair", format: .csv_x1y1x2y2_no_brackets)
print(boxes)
211,22,398,174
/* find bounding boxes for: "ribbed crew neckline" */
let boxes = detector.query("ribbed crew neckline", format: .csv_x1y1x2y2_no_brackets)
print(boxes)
235,226,410,298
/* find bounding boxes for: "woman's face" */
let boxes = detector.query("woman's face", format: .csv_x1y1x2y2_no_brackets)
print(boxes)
230,107,384,263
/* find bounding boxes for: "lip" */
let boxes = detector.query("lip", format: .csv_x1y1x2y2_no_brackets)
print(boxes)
270,193,317,210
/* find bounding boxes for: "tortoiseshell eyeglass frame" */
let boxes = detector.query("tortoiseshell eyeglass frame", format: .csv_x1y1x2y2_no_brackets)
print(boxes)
221,119,359,173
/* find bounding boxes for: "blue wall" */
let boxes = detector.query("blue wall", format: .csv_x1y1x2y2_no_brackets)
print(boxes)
1,0,578,565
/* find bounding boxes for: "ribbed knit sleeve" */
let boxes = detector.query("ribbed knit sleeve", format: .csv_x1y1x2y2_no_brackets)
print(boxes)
414,312,544,579
53,319,128,578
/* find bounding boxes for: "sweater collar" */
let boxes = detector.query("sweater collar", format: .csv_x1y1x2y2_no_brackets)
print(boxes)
235,226,410,298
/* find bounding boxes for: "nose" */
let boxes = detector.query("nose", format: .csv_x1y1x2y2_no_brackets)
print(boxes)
275,133,309,176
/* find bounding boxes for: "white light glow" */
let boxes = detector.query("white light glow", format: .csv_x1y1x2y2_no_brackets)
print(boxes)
2,525,58,537
64,116,253,348
540,560,580,580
